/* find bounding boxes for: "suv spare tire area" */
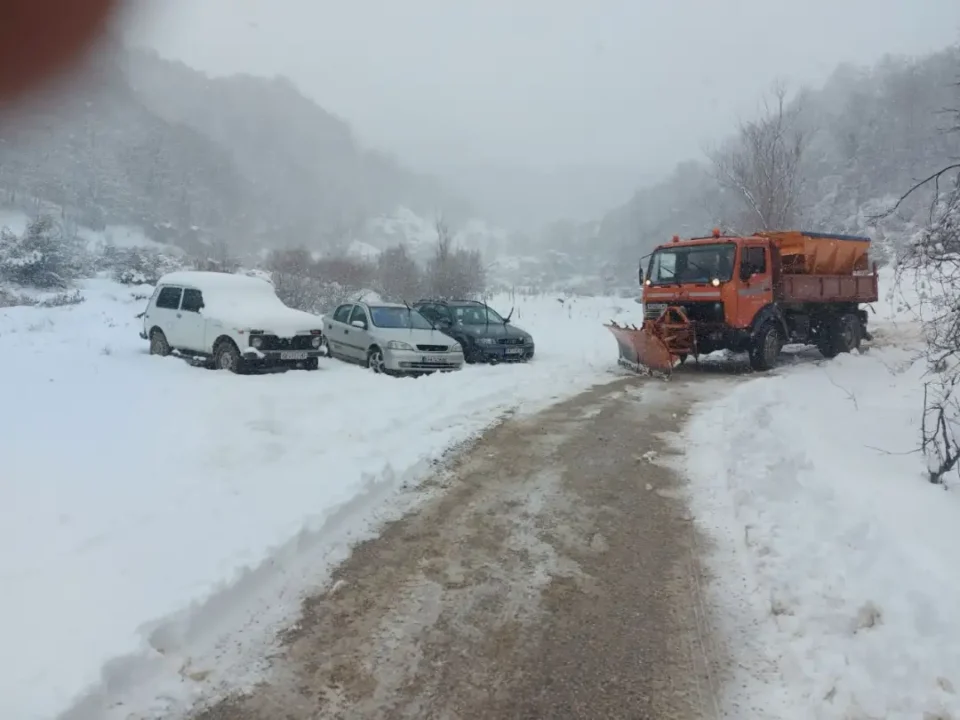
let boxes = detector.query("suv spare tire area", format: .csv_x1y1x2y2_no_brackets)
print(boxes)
213,338,243,373
149,328,171,356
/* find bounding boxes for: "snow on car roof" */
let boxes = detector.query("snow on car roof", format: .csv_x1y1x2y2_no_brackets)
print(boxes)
156,271,273,293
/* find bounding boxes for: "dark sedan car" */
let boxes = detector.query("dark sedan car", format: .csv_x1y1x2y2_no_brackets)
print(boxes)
413,299,535,364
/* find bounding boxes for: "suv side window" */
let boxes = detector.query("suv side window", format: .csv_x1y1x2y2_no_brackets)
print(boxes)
155,286,183,310
349,305,368,327
181,288,204,313
333,304,353,323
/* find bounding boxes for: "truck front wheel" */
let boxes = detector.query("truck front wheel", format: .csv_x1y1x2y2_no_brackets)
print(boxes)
749,324,783,372
818,314,861,359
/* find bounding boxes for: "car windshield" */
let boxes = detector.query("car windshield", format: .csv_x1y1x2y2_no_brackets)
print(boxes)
369,306,434,329
647,243,736,284
450,305,504,324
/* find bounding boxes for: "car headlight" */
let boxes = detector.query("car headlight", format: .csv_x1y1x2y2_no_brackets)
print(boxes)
311,335,322,348
476,337,495,346
250,336,263,349
386,340,414,350
450,342,462,353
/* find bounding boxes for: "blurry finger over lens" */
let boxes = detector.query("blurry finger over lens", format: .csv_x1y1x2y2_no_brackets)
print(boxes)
0,0,118,100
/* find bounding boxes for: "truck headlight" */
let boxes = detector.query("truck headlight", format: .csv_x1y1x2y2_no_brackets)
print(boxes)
386,340,413,350
311,335,322,348
711,278,721,287
250,336,263,349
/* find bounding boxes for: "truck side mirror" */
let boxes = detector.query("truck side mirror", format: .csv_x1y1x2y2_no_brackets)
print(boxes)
739,264,753,282
638,264,644,286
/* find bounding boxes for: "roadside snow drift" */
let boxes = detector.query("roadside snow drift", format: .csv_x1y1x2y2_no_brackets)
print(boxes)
684,278,960,718
0,280,636,720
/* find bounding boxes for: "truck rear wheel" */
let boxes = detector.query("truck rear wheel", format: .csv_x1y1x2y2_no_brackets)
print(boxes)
818,313,861,359
749,324,783,372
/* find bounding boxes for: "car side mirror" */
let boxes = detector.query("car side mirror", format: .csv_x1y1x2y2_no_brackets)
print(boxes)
351,319,366,329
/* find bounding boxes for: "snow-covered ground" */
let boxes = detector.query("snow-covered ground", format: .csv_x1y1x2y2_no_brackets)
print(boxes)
0,279,636,720
682,271,960,718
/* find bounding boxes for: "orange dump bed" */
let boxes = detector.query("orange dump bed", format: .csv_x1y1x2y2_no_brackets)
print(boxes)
758,230,872,275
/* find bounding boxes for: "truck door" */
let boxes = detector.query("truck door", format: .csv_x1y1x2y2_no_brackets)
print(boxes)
736,244,773,328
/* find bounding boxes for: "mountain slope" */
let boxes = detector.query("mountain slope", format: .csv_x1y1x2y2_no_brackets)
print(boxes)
0,45,252,253
595,45,960,274
0,45,469,254
122,48,471,239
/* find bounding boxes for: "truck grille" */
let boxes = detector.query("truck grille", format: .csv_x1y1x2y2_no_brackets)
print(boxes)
256,335,316,351
644,302,724,323
416,344,448,352
644,303,668,320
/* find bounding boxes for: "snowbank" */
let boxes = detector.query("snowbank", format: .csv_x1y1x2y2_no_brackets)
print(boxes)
683,271,960,718
0,279,636,720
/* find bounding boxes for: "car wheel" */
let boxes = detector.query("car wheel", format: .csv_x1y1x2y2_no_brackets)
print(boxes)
214,339,242,373
149,329,171,356
367,347,387,374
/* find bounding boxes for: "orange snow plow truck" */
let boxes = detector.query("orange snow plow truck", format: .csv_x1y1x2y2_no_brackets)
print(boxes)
606,229,879,373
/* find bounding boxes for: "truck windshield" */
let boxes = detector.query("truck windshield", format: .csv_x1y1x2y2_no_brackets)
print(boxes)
647,243,736,285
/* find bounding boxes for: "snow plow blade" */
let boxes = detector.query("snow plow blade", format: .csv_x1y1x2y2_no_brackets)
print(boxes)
605,321,675,373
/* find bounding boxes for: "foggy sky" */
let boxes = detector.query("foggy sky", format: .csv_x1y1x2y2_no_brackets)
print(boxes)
125,0,959,176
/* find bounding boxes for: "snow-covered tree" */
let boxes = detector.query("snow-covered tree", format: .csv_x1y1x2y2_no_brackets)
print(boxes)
893,78,960,483
0,216,84,288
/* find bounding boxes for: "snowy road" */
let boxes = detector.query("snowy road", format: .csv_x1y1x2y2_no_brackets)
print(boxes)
187,374,728,720
0,280,640,720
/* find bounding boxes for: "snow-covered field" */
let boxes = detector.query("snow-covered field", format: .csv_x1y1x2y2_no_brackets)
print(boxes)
0,279,637,720
682,272,960,718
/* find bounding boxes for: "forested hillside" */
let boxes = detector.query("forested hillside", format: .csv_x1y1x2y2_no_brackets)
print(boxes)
122,48,471,242
595,45,960,278
0,42,467,255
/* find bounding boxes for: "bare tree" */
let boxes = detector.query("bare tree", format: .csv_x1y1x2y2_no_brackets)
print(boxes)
426,215,485,299
890,80,960,484
711,82,808,232
377,244,422,302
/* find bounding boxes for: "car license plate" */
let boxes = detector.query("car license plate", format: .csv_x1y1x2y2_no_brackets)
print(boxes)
280,351,308,360
422,355,445,363
505,347,523,355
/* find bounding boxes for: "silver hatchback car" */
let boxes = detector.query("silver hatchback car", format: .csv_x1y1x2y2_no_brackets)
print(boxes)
324,301,465,375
